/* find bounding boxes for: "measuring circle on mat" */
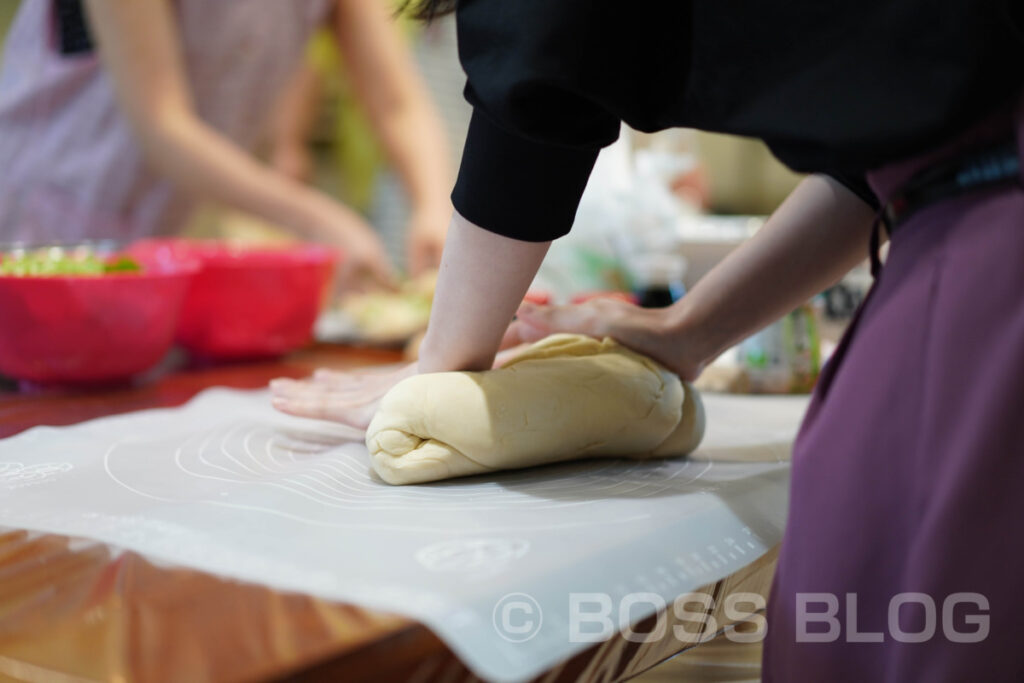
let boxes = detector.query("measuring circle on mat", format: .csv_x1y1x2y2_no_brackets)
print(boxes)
102,420,719,532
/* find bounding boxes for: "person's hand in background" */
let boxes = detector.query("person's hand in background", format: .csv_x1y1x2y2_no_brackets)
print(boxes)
301,193,396,291
334,0,452,278
83,0,397,292
269,0,452,281
405,205,450,276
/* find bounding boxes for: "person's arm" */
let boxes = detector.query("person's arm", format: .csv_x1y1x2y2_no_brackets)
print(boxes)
514,175,877,379
270,0,638,427
270,208,544,428
269,62,323,183
417,211,549,371
331,0,452,275
269,175,873,427
82,0,393,285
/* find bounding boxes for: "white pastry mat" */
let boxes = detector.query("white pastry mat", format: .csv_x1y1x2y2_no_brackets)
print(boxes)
0,389,808,682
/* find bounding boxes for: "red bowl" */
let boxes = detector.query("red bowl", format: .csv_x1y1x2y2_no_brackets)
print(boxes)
131,240,339,360
0,257,195,384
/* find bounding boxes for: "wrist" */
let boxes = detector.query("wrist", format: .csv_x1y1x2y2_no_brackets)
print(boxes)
416,332,444,374
417,329,495,374
664,295,724,373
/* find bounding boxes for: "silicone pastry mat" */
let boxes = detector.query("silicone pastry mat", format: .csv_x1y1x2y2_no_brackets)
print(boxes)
0,389,808,682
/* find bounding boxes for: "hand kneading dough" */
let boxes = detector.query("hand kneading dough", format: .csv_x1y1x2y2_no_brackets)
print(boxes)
366,333,705,485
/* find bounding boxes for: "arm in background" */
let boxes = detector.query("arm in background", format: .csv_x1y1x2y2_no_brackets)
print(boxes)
332,0,452,275
82,0,394,286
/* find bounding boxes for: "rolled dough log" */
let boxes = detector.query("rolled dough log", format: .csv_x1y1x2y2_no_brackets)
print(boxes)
366,333,705,485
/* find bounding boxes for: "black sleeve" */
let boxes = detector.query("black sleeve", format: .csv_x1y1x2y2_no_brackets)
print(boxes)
450,0,691,242
826,170,879,210
452,110,603,242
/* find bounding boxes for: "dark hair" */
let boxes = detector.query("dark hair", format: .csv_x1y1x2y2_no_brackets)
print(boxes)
400,0,456,21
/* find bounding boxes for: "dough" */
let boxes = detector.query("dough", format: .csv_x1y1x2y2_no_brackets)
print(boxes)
366,334,705,485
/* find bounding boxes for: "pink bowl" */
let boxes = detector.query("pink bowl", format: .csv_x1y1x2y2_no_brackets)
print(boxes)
0,257,196,384
130,239,340,360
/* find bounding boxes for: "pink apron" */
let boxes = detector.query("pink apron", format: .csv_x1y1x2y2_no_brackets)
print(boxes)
0,0,332,244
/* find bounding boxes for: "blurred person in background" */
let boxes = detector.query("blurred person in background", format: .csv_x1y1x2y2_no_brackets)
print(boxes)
0,0,452,285
267,14,468,273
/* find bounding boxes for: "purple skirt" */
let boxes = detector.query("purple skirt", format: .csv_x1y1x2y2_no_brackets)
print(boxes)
763,99,1024,682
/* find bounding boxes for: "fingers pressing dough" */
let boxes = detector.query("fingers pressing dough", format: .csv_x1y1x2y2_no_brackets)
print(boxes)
366,334,705,485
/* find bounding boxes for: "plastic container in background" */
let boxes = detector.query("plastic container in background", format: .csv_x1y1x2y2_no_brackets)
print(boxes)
626,252,687,308
130,239,339,360
673,215,764,290
738,303,821,394
0,251,196,385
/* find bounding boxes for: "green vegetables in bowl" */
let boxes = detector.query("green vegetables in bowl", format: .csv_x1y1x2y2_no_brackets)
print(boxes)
0,247,142,277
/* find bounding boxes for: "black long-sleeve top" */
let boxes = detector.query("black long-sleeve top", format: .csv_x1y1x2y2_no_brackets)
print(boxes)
450,0,1024,242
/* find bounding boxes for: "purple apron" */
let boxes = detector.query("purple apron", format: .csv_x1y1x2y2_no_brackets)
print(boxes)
763,97,1024,682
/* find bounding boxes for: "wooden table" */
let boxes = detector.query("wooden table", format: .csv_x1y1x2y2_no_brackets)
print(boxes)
0,345,779,683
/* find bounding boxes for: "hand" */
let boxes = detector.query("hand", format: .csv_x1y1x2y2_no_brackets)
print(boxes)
304,197,397,291
271,340,534,431
405,207,450,277
511,298,706,381
270,362,418,430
